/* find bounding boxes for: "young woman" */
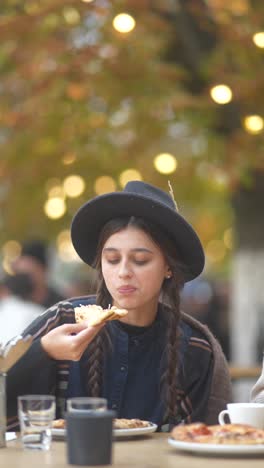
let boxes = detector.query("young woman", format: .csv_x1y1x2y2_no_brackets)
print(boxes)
6,181,232,431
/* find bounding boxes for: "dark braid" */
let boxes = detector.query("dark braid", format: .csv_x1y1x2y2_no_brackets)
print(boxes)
161,263,185,424
85,215,188,420
85,263,112,396
85,334,104,396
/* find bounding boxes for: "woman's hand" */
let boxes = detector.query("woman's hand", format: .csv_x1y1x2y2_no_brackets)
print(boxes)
40,322,104,361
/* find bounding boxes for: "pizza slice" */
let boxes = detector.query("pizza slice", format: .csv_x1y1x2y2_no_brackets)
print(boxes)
74,304,128,327
113,418,151,429
171,422,264,445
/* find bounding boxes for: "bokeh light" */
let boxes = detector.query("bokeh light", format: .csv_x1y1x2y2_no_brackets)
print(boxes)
63,7,80,25
44,197,66,219
210,84,233,104
253,32,264,48
94,176,116,195
206,239,226,263
56,230,79,262
2,240,21,259
119,169,142,187
243,115,263,134
112,13,136,33
63,175,85,198
153,153,178,174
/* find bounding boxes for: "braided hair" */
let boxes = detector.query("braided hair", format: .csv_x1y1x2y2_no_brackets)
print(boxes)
85,216,187,422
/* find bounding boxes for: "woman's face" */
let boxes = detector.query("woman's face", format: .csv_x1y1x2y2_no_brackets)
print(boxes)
101,226,171,315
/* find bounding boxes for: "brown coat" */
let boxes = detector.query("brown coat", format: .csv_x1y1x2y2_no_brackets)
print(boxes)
181,312,232,424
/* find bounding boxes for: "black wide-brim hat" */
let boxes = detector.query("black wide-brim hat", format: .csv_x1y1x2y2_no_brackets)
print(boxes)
71,181,205,281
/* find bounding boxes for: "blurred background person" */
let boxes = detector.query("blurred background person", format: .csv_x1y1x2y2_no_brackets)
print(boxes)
64,265,97,299
12,239,65,308
0,272,44,345
181,277,230,361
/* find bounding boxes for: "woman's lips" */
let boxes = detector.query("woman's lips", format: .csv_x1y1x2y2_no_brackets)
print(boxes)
117,286,136,294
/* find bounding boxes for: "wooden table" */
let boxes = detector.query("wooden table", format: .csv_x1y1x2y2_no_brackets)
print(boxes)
2,434,264,467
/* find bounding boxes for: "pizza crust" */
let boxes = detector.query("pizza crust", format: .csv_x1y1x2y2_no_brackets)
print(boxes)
74,304,128,326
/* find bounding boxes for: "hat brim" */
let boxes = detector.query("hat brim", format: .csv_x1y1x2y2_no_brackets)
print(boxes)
71,192,205,281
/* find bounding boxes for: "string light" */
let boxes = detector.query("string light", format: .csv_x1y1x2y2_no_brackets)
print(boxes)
94,176,116,195
243,115,263,134
119,169,142,187
253,32,264,48
56,230,79,262
44,197,66,219
63,175,85,198
210,84,233,104
63,7,80,25
153,153,178,175
112,13,136,33
2,240,21,259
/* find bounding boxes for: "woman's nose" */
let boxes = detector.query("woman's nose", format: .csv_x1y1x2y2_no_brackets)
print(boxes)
118,261,132,277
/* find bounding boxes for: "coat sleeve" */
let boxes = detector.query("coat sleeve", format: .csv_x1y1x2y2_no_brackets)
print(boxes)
177,334,214,425
179,312,232,426
6,300,75,430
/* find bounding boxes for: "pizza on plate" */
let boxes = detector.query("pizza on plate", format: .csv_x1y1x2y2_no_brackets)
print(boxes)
113,418,151,429
171,422,264,445
74,304,128,327
52,419,66,429
52,418,151,430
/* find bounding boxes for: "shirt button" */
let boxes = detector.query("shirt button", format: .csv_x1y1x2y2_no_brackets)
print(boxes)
120,366,126,372
133,339,139,346
112,403,117,409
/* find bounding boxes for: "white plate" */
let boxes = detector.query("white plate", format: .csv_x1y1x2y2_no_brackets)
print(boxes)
168,437,264,456
52,422,157,440
51,428,66,440
113,422,157,438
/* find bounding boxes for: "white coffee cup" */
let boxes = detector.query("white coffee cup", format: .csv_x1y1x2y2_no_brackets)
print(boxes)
218,402,264,429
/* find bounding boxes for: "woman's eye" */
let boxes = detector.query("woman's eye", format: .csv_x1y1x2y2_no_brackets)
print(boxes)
134,259,148,265
106,258,120,264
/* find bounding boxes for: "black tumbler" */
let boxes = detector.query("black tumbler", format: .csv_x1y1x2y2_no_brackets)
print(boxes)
66,410,115,466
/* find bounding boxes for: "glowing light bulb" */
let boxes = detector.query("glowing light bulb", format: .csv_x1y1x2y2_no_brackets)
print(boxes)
210,85,233,104
243,115,263,134
112,13,136,33
253,32,264,48
153,153,177,175
63,175,85,198
119,169,142,187
44,197,66,219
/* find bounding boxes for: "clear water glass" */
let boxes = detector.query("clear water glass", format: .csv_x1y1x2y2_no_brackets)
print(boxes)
18,395,55,450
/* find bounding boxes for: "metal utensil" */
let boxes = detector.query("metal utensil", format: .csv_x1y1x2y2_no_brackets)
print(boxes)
0,335,33,373
0,334,33,448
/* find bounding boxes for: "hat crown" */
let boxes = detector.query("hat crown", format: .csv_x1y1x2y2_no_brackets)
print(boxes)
124,181,177,212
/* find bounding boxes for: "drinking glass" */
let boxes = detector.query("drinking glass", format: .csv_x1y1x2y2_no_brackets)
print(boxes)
18,395,55,450
66,410,115,466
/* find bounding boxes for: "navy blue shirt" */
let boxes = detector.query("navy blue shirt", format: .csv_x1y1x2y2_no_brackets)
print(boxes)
67,304,213,429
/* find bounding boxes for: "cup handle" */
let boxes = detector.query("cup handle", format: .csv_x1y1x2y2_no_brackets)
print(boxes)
218,409,230,425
